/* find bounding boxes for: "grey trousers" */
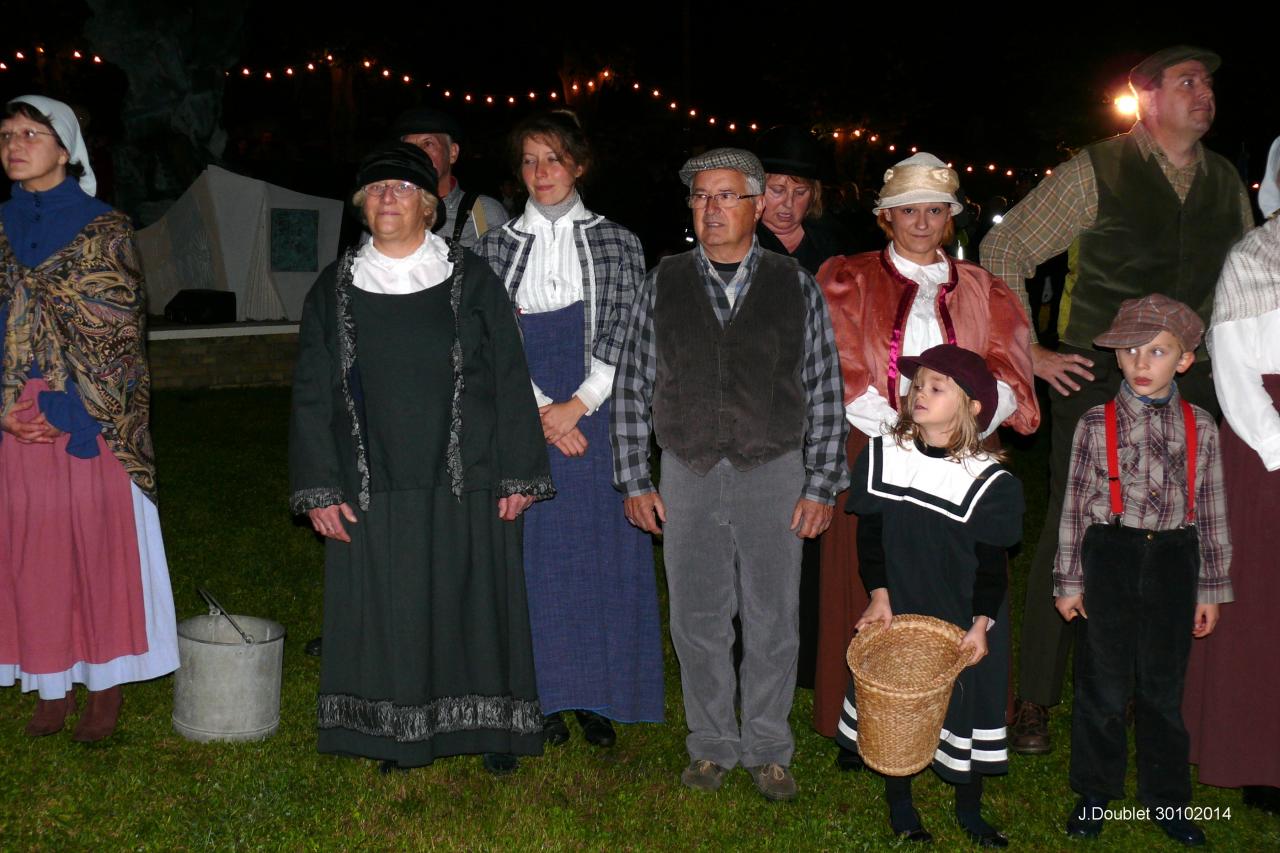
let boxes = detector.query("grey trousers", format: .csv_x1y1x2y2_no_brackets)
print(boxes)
662,450,804,768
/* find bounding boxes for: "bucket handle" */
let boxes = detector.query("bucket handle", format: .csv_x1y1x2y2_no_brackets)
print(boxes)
198,587,255,644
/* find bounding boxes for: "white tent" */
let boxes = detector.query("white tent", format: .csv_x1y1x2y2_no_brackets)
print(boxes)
136,166,343,322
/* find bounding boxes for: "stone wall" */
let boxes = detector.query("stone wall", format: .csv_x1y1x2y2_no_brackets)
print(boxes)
148,328,299,390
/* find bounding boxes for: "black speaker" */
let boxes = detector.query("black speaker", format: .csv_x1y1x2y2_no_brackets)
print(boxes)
164,289,236,324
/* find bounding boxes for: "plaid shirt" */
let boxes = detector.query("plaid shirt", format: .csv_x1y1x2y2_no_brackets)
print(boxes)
474,214,645,376
981,121,1255,344
1054,383,1233,604
611,239,849,504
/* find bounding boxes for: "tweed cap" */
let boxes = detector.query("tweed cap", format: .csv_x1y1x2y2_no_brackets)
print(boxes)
355,141,441,205
873,153,962,215
679,147,765,189
898,344,999,432
390,106,465,142
1129,45,1221,91
1093,294,1205,352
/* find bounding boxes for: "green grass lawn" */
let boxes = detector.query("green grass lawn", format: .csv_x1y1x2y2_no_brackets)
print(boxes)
1,388,1276,850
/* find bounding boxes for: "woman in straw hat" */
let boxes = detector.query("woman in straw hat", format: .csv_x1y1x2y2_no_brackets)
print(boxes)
812,153,1038,768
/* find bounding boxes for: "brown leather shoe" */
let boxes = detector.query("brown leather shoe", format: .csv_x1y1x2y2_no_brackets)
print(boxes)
25,692,77,737
72,686,123,743
1009,698,1051,754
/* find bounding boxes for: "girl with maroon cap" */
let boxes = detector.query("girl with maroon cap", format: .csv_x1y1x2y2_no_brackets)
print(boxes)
836,344,1025,846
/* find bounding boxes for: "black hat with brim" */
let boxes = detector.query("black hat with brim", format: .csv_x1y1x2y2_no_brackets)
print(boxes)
755,125,822,180
355,141,440,204
390,106,465,143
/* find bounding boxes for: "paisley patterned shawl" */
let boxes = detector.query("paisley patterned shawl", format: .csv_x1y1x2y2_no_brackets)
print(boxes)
0,210,156,500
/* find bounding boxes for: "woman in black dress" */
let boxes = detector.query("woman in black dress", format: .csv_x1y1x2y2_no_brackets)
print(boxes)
289,142,554,775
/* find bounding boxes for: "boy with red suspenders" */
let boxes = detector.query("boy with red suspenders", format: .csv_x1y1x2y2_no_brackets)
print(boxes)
1053,294,1233,847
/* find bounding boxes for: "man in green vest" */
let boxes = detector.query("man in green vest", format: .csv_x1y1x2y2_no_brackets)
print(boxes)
981,45,1255,755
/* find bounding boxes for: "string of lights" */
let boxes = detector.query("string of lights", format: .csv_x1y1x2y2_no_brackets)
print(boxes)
1,42,1266,191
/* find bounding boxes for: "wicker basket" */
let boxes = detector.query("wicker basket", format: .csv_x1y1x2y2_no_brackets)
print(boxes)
845,614,969,776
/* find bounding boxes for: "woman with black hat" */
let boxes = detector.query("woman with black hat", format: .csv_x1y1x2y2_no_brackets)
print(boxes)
289,141,554,775
754,125,859,694
755,125,857,275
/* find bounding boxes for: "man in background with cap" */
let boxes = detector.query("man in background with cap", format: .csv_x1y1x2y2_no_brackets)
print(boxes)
611,148,848,801
980,45,1253,755
392,106,508,248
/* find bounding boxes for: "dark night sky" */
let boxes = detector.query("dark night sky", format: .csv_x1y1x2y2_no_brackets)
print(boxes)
2,2,1275,251
230,4,1276,168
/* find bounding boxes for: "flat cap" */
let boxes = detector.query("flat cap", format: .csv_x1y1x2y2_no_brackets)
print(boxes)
679,147,765,189
1129,45,1221,90
1093,293,1204,352
390,106,465,142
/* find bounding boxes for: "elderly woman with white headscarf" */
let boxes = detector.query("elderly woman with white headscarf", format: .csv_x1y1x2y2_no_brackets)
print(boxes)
1182,134,1280,813
0,95,178,742
811,154,1039,779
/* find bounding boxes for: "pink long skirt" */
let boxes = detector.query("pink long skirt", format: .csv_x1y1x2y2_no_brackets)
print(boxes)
0,379,149,677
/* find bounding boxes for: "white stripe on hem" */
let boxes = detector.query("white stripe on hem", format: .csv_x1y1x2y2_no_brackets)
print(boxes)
0,483,179,699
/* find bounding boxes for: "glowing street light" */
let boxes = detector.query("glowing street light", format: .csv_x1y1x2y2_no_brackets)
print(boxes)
1114,94,1138,116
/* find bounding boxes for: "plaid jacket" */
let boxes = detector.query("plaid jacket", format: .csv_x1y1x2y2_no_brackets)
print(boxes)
1054,383,1233,604
612,240,850,504
473,213,645,377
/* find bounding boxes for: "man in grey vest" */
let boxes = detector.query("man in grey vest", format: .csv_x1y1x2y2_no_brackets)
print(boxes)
981,45,1254,755
612,149,848,801
391,107,508,248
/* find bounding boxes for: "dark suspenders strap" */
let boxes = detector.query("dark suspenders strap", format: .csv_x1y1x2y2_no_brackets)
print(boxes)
451,191,479,245
1102,397,1198,525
